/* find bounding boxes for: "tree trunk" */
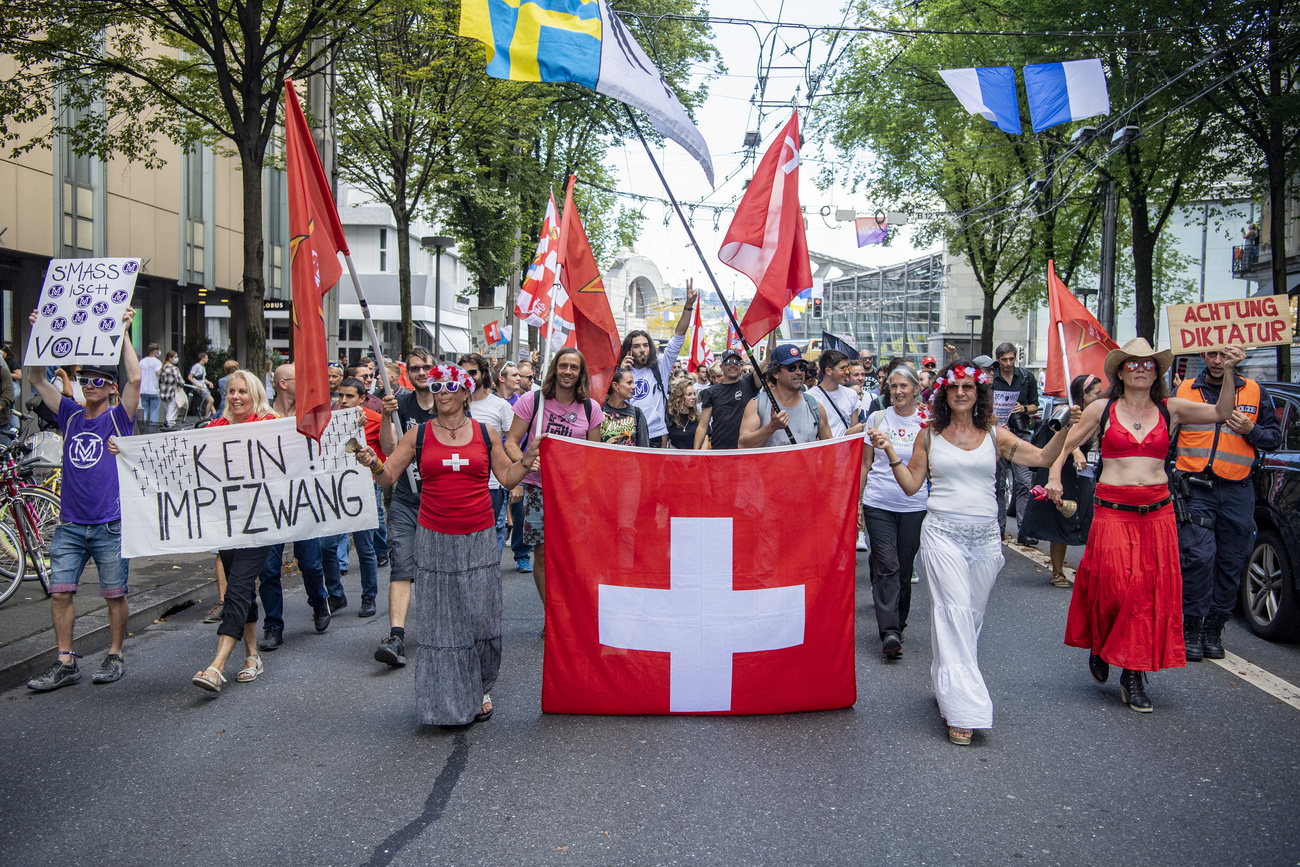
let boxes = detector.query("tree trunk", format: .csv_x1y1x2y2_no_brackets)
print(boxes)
396,210,413,360
981,291,996,355
1131,196,1157,342
240,145,267,381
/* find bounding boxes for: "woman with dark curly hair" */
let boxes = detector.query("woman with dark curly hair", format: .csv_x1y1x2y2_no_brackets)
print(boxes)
869,360,1078,745
1047,339,1245,712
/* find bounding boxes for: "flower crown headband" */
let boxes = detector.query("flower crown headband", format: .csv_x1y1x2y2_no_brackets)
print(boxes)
429,363,475,392
933,364,989,388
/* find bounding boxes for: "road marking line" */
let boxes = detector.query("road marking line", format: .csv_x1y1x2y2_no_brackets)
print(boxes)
1003,540,1074,582
1211,651,1300,711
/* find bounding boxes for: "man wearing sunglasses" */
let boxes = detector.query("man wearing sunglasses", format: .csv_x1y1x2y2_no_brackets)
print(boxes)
375,347,438,666
25,307,141,692
345,364,385,414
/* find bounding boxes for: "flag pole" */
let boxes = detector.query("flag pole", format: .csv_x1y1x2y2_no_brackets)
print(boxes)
623,105,794,444
343,253,400,430
1057,321,1074,398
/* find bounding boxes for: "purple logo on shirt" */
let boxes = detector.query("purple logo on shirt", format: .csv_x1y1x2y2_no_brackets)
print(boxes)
68,433,104,469
98,317,116,332
76,294,94,309
632,379,650,401
92,301,110,316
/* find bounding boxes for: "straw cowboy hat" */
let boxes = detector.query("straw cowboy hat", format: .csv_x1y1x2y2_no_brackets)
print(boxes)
1104,337,1173,380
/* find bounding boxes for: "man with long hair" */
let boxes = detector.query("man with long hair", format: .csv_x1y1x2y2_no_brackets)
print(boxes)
506,348,604,606
619,286,697,447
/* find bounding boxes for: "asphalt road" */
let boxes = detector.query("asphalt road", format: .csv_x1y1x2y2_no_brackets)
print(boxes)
1,547,1297,867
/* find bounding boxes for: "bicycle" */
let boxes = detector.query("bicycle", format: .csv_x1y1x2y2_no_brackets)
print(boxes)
0,442,59,606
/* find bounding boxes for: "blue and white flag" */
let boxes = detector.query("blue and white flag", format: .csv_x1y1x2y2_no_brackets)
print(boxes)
937,66,1021,134
460,0,715,185
1023,59,1110,133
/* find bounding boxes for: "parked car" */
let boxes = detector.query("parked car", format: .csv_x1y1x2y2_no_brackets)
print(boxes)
1241,381,1300,641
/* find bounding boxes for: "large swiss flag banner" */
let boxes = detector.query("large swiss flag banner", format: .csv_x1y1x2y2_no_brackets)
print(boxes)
541,436,861,715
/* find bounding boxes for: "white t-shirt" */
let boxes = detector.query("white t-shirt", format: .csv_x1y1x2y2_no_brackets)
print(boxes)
139,356,161,395
811,384,859,437
469,392,513,490
189,362,208,390
863,406,929,512
629,333,684,438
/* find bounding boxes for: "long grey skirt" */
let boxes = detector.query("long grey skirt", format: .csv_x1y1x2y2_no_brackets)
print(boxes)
412,525,502,726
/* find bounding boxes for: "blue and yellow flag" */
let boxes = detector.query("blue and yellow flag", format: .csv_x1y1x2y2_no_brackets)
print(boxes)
459,0,715,186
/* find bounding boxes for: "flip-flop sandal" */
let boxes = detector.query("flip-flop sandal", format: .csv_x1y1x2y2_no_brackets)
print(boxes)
948,726,973,746
192,666,226,693
474,693,494,723
236,656,264,683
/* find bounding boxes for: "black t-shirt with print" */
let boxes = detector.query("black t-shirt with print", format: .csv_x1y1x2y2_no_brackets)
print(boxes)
700,377,760,449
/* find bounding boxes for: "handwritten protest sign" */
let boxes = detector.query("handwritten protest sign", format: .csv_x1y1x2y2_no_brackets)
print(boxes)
25,258,140,365
993,390,1017,426
114,408,377,558
1166,296,1295,354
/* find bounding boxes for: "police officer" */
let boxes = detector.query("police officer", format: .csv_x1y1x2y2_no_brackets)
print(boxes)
1174,348,1281,661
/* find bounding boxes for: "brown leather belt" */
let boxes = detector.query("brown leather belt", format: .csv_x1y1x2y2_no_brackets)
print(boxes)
1095,495,1172,514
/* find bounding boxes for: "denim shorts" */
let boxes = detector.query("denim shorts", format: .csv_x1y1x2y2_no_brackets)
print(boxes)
48,520,130,598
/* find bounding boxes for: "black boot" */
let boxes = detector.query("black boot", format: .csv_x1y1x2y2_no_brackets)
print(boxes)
1202,612,1227,659
1119,669,1153,712
1089,653,1110,684
312,604,331,633
1184,615,1205,662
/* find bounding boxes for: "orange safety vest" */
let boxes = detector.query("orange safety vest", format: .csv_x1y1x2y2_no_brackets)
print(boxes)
1174,377,1260,481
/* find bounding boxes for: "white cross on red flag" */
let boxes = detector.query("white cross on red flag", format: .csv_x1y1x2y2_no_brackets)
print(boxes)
540,436,860,715
516,193,575,348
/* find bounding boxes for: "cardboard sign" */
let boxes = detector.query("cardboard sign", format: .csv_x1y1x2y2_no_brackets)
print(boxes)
114,408,378,558
25,258,140,365
1166,296,1295,353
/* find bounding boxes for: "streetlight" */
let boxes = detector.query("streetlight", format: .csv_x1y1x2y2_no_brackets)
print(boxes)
965,314,981,357
421,234,455,361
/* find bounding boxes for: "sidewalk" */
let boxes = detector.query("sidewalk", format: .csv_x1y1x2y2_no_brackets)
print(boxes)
0,552,221,691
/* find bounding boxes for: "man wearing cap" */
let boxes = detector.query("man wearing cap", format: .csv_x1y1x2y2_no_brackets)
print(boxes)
1174,348,1281,661
694,332,775,450
990,343,1039,544
25,307,141,691
738,344,832,448
619,286,697,447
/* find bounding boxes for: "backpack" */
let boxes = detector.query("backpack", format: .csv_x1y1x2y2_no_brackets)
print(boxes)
413,420,494,495
755,390,821,442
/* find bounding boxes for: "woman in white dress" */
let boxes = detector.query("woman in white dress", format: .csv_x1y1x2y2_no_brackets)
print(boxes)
868,360,1078,746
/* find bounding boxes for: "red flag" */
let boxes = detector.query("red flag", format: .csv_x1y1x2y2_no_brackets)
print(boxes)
517,194,576,351
484,320,502,345
558,176,621,403
719,111,813,345
1045,259,1118,397
687,298,712,373
284,79,348,441
541,436,860,715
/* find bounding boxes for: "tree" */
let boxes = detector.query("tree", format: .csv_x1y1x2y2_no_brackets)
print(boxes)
1,0,381,378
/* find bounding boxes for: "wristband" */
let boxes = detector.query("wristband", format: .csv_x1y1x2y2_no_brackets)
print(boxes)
370,458,385,475
889,458,903,468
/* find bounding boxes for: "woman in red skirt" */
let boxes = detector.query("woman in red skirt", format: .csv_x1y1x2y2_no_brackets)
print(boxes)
1046,339,1246,712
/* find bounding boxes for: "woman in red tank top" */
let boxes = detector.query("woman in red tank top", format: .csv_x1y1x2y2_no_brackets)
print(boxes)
356,364,540,727
1047,339,1246,712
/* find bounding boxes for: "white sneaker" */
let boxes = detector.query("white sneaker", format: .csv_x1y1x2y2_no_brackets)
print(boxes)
856,531,868,552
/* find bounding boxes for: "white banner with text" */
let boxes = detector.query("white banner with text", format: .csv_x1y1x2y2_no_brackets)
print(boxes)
115,408,377,558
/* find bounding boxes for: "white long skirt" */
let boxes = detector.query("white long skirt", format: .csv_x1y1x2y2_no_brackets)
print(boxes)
919,512,1004,729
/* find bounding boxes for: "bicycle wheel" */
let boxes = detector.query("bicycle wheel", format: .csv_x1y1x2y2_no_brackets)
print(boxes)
0,521,28,606
4,488,59,568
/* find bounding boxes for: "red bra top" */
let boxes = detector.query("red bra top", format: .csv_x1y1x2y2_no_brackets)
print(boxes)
1100,400,1169,459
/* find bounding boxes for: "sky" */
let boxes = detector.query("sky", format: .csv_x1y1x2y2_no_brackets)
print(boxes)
605,0,935,301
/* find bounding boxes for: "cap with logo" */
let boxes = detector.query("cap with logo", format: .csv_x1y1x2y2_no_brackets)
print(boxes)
719,349,743,365
774,344,803,366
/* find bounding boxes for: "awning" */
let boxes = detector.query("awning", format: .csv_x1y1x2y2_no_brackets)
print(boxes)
422,322,469,355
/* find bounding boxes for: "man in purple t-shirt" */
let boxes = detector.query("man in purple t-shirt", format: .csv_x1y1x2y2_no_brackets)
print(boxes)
505,347,603,607
25,307,141,692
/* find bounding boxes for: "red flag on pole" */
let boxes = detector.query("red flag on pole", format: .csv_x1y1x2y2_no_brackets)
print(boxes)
719,111,813,346
558,176,622,403
284,80,348,441
517,193,576,349
1045,259,1118,397
687,298,712,373
540,436,860,715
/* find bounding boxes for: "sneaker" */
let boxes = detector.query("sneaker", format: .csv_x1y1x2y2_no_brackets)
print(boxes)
516,556,533,574
911,570,920,584
358,596,377,618
27,660,81,692
202,602,224,623
882,633,903,660
856,532,868,552
327,594,348,614
374,635,406,667
92,653,125,684
377,557,389,568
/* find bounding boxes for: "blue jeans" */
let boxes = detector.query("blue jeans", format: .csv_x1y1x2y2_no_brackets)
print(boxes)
337,534,350,572
259,537,344,630
326,529,378,599
372,486,389,560
48,521,129,598
509,496,530,559
138,393,160,431
491,488,508,555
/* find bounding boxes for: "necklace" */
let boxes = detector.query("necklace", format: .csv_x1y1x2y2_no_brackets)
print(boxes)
435,416,470,434
1134,421,1142,430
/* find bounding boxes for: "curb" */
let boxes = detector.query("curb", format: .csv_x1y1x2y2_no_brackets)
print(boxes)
0,576,215,692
